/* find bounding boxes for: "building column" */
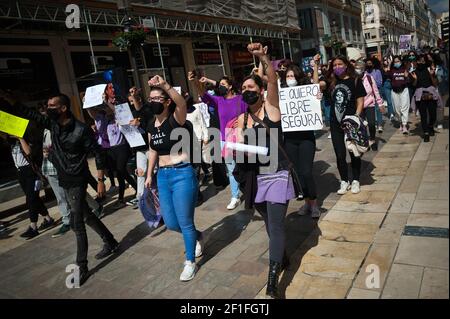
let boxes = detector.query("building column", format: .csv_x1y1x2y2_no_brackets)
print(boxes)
340,14,345,42
183,40,198,98
48,36,81,120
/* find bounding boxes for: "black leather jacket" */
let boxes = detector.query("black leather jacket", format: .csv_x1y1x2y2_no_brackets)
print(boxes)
2,101,105,188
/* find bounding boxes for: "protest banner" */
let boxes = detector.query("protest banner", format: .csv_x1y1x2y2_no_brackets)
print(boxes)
114,103,134,125
83,84,107,109
0,110,29,138
278,84,323,132
119,125,145,148
399,35,412,51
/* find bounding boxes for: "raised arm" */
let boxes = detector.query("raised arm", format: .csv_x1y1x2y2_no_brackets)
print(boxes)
248,43,278,108
0,91,50,129
148,75,187,125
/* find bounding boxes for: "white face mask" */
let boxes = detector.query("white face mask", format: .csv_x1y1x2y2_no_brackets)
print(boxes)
207,90,215,96
286,79,298,87
318,70,322,76
355,69,364,75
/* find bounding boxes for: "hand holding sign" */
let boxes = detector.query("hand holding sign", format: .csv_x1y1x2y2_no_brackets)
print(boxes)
83,84,107,109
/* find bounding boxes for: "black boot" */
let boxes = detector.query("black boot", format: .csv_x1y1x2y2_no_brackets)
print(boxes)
79,267,91,286
266,260,282,299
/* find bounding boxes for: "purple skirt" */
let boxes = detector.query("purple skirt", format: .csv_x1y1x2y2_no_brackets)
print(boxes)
255,170,296,204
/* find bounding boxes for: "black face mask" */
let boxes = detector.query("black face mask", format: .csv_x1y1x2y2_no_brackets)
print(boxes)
47,108,60,121
366,66,373,71
242,90,260,105
149,101,164,115
217,85,229,96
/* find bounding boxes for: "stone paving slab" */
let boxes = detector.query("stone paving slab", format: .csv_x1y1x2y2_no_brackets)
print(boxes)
406,214,450,229
347,288,381,299
419,267,449,299
411,199,449,215
352,243,398,292
394,236,449,270
389,193,417,214
381,263,424,299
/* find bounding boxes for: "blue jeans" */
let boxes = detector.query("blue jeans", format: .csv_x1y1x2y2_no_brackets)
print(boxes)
221,141,240,199
321,99,331,126
157,163,199,262
382,80,394,117
375,104,383,126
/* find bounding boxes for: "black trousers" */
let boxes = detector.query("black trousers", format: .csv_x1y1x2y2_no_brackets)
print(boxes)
362,107,376,141
17,165,49,223
65,185,115,270
284,136,317,200
417,100,437,135
330,120,361,182
107,144,137,200
255,202,288,263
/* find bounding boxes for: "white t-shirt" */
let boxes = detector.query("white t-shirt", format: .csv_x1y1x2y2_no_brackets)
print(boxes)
11,142,29,168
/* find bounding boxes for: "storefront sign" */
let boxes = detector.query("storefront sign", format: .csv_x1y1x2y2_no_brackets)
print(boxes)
194,51,222,65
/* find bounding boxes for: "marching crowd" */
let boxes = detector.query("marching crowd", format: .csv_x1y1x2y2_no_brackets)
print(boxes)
0,43,447,298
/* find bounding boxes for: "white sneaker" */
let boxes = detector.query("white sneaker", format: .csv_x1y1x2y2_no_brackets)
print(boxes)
311,205,321,218
337,181,350,195
195,239,203,258
297,203,311,216
227,198,241,210
327,133,332,139
351,180,360,194
378,125,383,133
180,260,196,281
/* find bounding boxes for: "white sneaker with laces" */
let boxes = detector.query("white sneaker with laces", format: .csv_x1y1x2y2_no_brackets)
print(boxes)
195,239,203,258
297,203,311,216
180,260,196,281
227,198,241,210
337,181,350,195
351,180,361,194
311,205,321,218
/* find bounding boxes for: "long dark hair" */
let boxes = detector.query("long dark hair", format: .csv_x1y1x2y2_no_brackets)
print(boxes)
217,76,239,94
241,73,265,90
390,55,404,69
149,86,176,113
280,64,310,87
326,55,356,91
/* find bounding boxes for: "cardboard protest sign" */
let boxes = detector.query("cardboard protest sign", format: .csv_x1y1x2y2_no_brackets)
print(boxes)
0,110,29,138
278,84,323,132
83,84,107,109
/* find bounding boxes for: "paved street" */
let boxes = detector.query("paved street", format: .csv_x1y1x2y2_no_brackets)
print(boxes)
0,112,448,299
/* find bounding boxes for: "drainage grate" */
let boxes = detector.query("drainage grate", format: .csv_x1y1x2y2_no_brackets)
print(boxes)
403,226,449,239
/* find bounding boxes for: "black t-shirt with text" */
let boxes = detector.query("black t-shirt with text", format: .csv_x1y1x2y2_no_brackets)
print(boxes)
330,77,366,123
